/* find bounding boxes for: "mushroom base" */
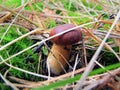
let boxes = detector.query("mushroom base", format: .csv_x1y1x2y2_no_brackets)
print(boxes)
47,44,71,75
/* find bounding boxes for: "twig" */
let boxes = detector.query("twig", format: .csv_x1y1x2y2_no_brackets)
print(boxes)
0,5,39,27
82,68,120,90
93,30,120,39
100,20,120,27
0,56,52,79
0,73,19,90
72,54,79,77
0,11,11,23
82,37,87,66
9,67,86,88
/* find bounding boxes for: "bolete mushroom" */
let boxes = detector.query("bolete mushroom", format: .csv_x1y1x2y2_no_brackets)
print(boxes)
47,24,82,75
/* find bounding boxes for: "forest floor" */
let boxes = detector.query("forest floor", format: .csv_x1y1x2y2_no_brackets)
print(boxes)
0,0,120,90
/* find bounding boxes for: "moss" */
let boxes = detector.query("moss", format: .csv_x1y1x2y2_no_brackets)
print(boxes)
0,83,11,90
46,19,56,29
0,26,40,82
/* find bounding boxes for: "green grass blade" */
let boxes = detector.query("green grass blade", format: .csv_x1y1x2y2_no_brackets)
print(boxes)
32,63,120,90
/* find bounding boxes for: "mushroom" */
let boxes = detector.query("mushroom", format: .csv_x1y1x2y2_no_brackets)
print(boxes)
47,24,82,75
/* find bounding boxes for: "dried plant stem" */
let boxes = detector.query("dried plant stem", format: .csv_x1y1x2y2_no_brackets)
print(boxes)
94,61,112,75
72,54,79,77
0,11,11,23
0,23,29,31
79,1,93,18
0,28,41,51
0,21,98,65
0,73,19,90
82,68,120,90
0,7,24,43
10,67,86,88
0,5,39,27
82,38,87,66
15,9,93,19
0,56,52,79
93,30,120,39
37,53,42,74
75,10,120,90
100,20,120,27
84,28,120,61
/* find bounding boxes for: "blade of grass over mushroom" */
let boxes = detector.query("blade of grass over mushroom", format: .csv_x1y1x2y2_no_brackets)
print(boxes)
32,63,120,90
75,10,120,90
0,21,99,65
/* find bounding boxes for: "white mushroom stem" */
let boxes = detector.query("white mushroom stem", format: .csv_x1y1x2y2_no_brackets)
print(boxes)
47,44,71,75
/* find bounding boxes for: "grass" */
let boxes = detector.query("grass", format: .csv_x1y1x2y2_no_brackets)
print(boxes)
33,62,120,90
0,84,11,90
0,0,120,90
0,26,40,80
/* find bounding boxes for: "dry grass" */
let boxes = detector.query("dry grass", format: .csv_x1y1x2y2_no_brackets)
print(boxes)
0,0,120,90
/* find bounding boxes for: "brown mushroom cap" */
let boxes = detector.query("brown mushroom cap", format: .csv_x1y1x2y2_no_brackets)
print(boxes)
50,24,82,45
